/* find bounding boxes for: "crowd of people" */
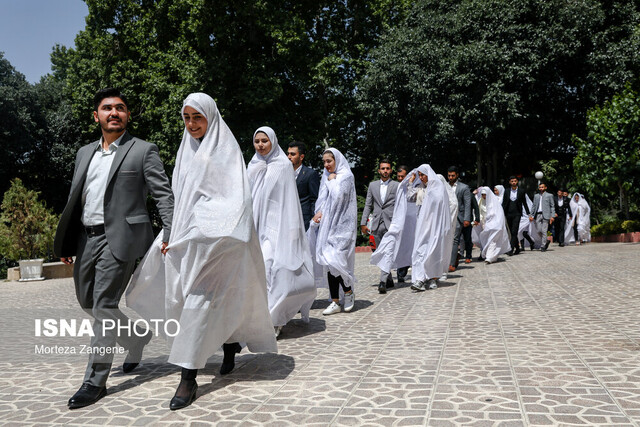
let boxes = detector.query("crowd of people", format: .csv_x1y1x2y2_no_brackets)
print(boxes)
53,89,592,411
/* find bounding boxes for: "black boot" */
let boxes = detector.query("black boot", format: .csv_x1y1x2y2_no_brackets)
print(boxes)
220,342,242,375
170,368,198,410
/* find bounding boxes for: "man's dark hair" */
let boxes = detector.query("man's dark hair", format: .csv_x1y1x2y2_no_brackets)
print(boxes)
397,164,409,173
509,175,517,181
288,141,307,155
447,166,459,173
94,88,129,111
379,158,392,167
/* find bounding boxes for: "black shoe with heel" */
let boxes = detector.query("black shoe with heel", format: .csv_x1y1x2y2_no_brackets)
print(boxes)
220,342,242,375
169,379,197,410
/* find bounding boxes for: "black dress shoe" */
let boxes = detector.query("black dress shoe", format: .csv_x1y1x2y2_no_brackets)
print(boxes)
220,342,242,375
543,240,550,251
559,243,565,247
169,380,198,410
68,383,107,409
386,275,394,288
123,331,153,373
378,281,387,294
514,248,521,255
506,250,514,256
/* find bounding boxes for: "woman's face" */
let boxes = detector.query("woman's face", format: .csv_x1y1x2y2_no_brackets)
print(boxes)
323,152,336,173
574,194,579,201
253,132,272,156
494,188,499,196
183,106,208,139
482,193,487,200
418,171,428,184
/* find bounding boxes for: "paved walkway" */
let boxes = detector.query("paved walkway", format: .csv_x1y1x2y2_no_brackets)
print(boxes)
1,242,639,426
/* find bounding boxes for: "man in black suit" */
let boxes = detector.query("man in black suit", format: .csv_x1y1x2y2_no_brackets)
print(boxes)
553,188,572,247
502,176,529,255
287,141,320,231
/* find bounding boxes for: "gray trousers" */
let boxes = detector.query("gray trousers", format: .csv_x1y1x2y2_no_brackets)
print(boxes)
534,214,550,243
373,223,393,281
73,231,140,387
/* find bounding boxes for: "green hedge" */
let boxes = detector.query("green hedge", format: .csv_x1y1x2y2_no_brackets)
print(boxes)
591,220,640,237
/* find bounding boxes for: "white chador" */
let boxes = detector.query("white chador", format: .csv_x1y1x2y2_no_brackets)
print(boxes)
476,187,511,263
565,193,591,244
494,185,505,205
518,194,542,249
407,165,451,282
307,148,357,292
439,174,458,276
126,93,277,369
370,167,422,274
247,126,317,327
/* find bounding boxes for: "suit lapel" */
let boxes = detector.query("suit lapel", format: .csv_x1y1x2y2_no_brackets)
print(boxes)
107,132,136,186
73,142,98,189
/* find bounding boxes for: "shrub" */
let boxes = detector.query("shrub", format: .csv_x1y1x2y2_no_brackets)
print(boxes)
622,220,640,233
591,221,624,237
0,179,59,261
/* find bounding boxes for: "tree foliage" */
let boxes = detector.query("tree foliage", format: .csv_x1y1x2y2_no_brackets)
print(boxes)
0,179,59,261
573,83,640,219
358,0,640,185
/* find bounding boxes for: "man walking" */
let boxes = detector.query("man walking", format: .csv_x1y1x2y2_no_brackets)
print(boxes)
448,166,472,271
287,141,320,231
54,88,174,409
529,182,555,251
554,188,572,247
502,176,530,255
361,159,399,293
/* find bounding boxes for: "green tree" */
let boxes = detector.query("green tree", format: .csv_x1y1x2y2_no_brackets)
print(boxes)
0,179,59,261
573,83,640,219
357,0,640,185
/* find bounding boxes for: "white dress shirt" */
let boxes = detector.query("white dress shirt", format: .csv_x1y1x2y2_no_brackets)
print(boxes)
510,188,517,201
81,135,124,226
558,197,563,207
380,179,391,204
294,164,302,179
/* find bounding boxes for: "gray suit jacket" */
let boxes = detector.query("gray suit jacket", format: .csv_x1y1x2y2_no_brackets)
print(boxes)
454,181,472,224
54,132,174,262
360,179,399,232
531,192,556,221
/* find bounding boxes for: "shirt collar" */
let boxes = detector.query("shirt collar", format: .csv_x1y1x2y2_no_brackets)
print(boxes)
97,133,125,153
380,178,390,185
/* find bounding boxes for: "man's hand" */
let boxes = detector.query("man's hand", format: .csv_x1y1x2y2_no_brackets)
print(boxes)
463,220,470,227
473,221,479,226
60,257,73,265
549,217,555,224
360,225,369,234
161,241,169,255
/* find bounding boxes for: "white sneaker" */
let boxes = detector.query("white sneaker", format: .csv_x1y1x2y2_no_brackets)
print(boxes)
343,292,355,312
323,301,341,315
411,281,426,292
440,273,448,280
428,279,438,290
274,326,282,338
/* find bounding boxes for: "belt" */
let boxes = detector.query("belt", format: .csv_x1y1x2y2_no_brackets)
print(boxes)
85,224,105,237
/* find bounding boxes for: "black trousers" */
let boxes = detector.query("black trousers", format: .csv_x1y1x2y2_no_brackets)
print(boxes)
554,216,566,244
328,272,351,300
506,215,521,251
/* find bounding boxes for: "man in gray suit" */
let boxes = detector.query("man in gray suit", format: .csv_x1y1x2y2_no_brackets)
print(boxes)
529,182,555,251
54,88,174,409
361,159,399,293
448,166,473,271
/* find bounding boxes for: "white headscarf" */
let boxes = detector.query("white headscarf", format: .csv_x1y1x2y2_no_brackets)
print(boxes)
307,148,357,290
247,126,316,327
127,93,277,369
494,185,505,205
476,186,511,262
411,164,452,281
565,193,591,243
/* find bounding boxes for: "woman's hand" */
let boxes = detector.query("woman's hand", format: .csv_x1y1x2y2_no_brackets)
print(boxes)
313,212,323,223
328,173,337,181
161,242,169,255
409,174,416,183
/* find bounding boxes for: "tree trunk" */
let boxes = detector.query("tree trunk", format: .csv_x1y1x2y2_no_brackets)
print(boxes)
619,181,630,219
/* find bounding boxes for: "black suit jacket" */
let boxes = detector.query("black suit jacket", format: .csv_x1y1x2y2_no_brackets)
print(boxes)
554,196,572,219
295,164,320,230
502,187,530,217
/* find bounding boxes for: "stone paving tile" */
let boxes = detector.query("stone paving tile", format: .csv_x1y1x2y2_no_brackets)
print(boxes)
1,243,640,425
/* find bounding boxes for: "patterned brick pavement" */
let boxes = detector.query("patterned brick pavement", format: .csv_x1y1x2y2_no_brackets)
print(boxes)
1,242,639,426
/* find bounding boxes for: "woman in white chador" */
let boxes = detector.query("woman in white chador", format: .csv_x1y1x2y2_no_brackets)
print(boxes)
369,167,426,282
565,193,591,245
406,164,451,291
127,93,277,410
439,174,458,279
247,126,317,337
493,185,505,205
475,187,511,263
307,148,357,315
